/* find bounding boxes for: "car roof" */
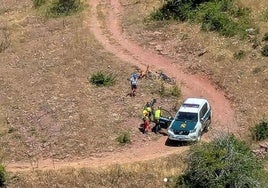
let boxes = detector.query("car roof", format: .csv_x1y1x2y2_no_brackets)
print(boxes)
178,98,208,113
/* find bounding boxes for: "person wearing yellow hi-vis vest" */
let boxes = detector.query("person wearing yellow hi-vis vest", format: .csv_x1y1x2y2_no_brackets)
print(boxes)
153,106,162,133
142,108,151,134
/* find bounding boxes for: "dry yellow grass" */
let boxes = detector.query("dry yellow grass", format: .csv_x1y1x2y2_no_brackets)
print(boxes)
8,152,186,188
1,0,268,186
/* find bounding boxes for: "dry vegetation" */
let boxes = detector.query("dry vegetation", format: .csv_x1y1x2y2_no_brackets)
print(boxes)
8,153,186,188
1,0,268,186
0,0,181,163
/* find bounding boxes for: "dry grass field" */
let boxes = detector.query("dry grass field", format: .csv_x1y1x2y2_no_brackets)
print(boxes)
0,0,268,187
0,0,181,162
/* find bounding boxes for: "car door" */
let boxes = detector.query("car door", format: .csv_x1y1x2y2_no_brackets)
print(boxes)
200,103,210,131
159,109,174,129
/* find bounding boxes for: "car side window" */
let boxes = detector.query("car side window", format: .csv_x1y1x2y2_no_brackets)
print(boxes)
200,103,208,119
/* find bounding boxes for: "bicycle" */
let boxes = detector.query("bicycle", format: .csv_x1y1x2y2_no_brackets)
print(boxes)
156,71,176,85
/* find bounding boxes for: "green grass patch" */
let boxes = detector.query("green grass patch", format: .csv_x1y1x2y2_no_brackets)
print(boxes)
89,71,116,87
158,82,181,98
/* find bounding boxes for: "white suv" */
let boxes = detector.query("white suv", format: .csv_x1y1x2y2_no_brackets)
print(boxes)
167,98,212,142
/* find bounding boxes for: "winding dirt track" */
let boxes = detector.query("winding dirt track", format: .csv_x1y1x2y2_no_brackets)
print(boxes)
6,0,237,172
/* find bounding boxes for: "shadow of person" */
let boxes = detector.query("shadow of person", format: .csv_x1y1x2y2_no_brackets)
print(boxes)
138,123,145,133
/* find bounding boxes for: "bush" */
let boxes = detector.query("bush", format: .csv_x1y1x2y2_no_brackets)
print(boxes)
116,132,131,145
0,164,6,187
263,32,268,41
49,0,83,16
32,0,46,8
89,71,116,87
151,0,252,37
171,85,181,97
159,82,166,97
233,50,245,60
251,119,268,141
262,44,268,57
177,134,267,187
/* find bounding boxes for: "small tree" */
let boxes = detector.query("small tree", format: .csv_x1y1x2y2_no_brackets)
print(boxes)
177,134,267,188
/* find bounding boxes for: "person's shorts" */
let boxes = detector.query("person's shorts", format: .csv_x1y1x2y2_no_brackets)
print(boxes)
131,84,137,90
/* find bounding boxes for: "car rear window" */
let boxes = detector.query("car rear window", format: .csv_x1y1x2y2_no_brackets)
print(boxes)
182,103,200,108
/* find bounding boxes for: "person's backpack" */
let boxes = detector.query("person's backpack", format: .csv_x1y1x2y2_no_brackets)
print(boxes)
131,74,138,85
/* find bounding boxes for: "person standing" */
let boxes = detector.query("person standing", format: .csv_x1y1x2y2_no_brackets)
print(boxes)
153,106,162,133
129,73,138,96
142,108,151,134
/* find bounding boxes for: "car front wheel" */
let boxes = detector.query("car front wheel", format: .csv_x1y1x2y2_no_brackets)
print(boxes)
195,131,202,143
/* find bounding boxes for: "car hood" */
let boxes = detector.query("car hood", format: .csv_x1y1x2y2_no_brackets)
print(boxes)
170,120,197,131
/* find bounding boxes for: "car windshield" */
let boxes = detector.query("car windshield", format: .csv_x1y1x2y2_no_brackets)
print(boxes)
176,112,198,122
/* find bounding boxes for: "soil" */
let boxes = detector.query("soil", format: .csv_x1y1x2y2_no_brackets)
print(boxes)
6,0,239,172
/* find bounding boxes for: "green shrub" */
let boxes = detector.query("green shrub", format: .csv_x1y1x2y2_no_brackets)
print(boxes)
0,164,6,187
263,32,268,41
200,10,237,37
251,119,268,141
89,71,116,87
177,134,267,188
116,132,131,145
151,0,197,21
159,82,166,97
150,0,252,37
233,50,245,60
262,44,268,57
49,0,83,16
171,85,181,97
32,0,46,8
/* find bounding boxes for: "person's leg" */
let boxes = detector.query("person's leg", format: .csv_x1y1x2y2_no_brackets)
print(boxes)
145,120,150,133
155,120,160,133
132,85,137,96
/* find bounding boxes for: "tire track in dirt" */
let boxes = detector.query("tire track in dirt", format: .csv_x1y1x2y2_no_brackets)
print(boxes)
6,0,238,172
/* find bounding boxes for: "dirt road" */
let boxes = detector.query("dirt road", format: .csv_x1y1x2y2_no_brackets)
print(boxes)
6,0,237,172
